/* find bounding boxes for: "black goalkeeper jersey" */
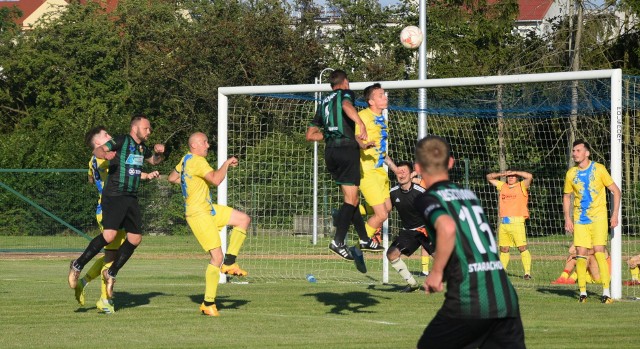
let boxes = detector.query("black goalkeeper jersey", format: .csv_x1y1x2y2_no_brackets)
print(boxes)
390,183,426,230
102,134,152,197
414,180,520,319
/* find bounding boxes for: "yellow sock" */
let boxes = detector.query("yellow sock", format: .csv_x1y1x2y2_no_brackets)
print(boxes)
500,252,510,270
100,261,113,300
631,266,640,280
83,256,105,283
586,273,597,284
595,252,610,289
204,264,220,303
569,271,577,281
365,223,377,238
520,250,531,275
576,256,588,294
421,256,430,274
227,227,247,256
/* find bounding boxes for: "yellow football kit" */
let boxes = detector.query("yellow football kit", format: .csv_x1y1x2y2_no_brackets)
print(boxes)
356,108,390,206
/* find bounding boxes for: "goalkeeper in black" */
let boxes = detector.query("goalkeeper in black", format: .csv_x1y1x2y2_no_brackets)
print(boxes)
413,136,525,349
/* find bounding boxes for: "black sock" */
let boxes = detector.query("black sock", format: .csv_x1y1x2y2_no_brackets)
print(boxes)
351,208,369,241
334,203,357,245
108,239,138,278
203,301,215,306
223,254,237,266
75,234,108,269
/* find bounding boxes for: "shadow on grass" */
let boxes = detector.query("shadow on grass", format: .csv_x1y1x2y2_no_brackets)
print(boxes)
303,291,388,315
188,294,249,310
536,287,576,299
366,284,413,293
73,291,166,313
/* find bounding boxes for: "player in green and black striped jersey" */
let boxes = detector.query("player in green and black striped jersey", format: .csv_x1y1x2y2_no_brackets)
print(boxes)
413,136,525,349
306,69,373,262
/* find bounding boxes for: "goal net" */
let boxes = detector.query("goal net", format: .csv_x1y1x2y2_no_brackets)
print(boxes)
219,70,640,300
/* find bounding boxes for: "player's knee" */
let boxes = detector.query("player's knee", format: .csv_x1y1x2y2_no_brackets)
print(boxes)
239,212,251,229
387,247,400,260
518,246,527,253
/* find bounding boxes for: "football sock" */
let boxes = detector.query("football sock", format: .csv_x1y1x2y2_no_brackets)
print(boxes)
603,288,611,297
595,252,610,289
204,263,220,304
82,256,105,284
560,270,571,279
351,209,369,241
100,261,113,300
365,223,377,238
500,252,510,269
227,227,246,257
576,255,588,294
421,256,430,274
74,234,108,269
569,271,578,281
391,258,417,286
334,203,356,244
223,254,237,266
631,266,640,280
107,239,138,278
520,250,532,275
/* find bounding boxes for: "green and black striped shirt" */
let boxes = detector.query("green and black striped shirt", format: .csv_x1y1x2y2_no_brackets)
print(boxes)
310,89,358,148
102,135,152,197
414,180,520,319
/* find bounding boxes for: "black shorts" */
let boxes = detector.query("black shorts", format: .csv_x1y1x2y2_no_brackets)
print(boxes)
324,145,360,186
390,229,434,256
101,195,143,234
417,313,525,349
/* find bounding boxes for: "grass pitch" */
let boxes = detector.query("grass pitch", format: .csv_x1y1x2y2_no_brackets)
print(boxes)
2,254,640,349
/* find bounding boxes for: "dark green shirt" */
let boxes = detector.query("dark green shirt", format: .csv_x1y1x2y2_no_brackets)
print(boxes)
310,89,358,148
414,180,520,319
102,135,152,196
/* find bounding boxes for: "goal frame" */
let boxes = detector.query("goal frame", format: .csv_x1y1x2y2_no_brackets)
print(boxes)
218,69,623,298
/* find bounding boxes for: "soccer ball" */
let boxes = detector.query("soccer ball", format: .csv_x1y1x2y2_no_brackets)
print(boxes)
400,26,423,49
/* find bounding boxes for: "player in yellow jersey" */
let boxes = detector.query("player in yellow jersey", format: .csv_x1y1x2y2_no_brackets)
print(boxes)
355,83,397,252
563,140,621,303
486,170,533,280
551,244,610,285
624,254,640,286
74,126,159,314
168,132,251,316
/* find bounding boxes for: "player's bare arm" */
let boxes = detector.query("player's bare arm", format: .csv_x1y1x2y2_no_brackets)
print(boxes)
424,214,456,295
305,126,323,142
167,170,180,184
93,145,116,160
486,172,502,187
141,171,160,180
146,144,166,165
563,193,574,234
514,171,533,188
607,182,621,228
342,100,368,141
204,157,238,187
384,156,398,174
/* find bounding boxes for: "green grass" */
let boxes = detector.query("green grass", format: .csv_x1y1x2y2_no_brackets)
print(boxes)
2,254,640,348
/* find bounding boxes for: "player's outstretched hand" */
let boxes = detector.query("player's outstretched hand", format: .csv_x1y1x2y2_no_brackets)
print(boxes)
226,157,239,167
423,272,443,295
154,144,165,154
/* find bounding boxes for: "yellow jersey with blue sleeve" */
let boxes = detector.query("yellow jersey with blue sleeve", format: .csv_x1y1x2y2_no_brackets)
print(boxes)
356,107,388,171
174,153,216,218
564,161,614,224
88,156,109,214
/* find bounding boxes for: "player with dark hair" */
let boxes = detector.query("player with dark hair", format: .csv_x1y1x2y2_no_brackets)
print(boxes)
74,126,159,313
486,169,533,279
355,83,396,252
306,69,371,261
168,132,251,316
414,136,524,349
386,161,433,292
68,115,165,310
563,139,621,303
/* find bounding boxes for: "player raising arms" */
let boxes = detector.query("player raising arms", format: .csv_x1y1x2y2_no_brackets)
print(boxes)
68,115,165,309
563,139,621,303
168,132,251,316
486,169,534,279
356,83,395,252
386,161,433,292
414,136,524,349
306,69,371,261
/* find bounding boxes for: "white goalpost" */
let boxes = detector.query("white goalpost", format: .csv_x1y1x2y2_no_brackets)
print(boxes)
217,69,625,299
